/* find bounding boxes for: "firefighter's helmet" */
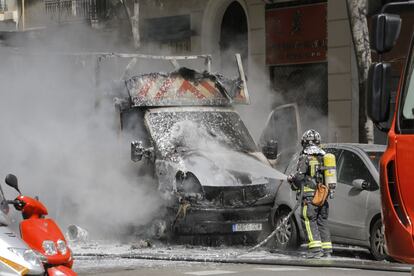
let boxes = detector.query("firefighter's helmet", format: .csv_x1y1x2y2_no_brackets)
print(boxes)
301,129,321,148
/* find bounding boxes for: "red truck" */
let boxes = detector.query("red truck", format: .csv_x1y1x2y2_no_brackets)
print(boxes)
367,2,414,263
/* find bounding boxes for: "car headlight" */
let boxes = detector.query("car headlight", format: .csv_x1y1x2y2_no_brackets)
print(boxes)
42,240,57,256
176,172,204,195
8,247,42,267
56,239,67,255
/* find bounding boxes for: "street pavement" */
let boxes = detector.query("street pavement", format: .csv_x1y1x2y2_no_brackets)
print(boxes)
70,242,413,275
77,261,411,276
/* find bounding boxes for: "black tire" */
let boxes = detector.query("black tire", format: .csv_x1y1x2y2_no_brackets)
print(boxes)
272,208,300,250
370,219,388,261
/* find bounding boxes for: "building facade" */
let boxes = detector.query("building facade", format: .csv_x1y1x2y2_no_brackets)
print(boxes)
2,0,389,144
0,0,18,31
0,0,110,31
136,0,357,143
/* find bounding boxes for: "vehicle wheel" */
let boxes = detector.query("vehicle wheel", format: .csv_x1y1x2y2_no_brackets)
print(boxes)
272,208,299,250
370,219,388,261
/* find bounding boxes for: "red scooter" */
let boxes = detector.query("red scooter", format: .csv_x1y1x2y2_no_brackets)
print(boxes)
5,174,77,276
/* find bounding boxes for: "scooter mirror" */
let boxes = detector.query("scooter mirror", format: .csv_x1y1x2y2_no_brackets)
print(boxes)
5,174,21,194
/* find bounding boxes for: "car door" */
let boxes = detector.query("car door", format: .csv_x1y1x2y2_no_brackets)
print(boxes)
259,103,302,171
321,147,342,236
328,149,376,242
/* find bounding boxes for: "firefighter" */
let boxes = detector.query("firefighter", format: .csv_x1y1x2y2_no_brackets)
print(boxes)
287,129,336,258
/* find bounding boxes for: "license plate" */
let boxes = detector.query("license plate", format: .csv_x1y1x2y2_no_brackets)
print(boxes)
232,223,262,232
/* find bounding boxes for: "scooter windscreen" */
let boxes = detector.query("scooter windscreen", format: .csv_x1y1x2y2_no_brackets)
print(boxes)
0,208,10,227
0,191,12,230
0,185,10,226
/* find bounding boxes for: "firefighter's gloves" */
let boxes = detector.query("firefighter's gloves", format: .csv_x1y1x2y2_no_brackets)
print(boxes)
287,173,305,191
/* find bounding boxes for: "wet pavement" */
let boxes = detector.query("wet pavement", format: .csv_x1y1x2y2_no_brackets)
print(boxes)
77,262,411,276
70,241,413,275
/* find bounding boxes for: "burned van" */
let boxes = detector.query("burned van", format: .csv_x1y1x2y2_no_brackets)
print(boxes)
114,56,285,243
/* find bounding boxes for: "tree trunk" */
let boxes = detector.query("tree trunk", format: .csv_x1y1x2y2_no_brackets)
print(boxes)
346,0,374,144
121,0,140,49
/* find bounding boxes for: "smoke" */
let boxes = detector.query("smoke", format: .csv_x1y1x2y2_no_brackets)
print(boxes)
0,26,163,239
0,2,333,241
161,120,287,191
219,47,330,145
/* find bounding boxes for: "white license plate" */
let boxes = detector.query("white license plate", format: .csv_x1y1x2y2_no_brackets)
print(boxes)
232,223,262,232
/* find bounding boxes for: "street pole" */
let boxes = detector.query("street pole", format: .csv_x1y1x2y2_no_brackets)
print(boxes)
21,0,25,30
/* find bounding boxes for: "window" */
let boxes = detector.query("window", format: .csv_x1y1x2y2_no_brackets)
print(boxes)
365,151,383,171
44,0,107,23
399,33,414,131
0,0,6,12
142,15,192,53
338,150,375,188
259,105,299,150
120,109,151,147
402,58,414,119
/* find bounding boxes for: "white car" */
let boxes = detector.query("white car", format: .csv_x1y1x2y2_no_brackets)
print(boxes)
270,143,387,260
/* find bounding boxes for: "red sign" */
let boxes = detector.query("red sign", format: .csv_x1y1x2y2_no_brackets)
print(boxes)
266,3,327,65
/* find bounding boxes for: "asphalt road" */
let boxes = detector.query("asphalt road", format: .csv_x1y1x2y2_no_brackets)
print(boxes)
78,262,411,276
71,242,414,275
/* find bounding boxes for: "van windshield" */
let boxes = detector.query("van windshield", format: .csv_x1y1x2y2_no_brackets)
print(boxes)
146,110,257,155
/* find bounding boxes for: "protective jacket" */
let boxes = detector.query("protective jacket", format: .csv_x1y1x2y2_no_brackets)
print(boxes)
291,145,333,255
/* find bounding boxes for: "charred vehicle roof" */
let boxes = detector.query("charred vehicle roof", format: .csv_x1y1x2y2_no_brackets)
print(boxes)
117,66,250,110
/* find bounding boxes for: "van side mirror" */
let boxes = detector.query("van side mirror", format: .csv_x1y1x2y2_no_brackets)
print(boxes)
5,174,21,194
131,141,153,162
262,140,278,160
370,13,401,54
367,62,391,124
352,179,369,190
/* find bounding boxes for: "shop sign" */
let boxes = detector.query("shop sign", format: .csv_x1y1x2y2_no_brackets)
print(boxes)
266,3,327,65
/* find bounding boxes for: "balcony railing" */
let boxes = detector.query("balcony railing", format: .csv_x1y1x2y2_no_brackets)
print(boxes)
0,2,7,13
44,0,107,23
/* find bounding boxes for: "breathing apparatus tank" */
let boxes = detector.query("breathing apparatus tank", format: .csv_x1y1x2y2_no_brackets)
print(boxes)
323,153,337,198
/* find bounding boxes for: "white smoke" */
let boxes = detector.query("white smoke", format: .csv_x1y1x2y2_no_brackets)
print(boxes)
0,28,163,239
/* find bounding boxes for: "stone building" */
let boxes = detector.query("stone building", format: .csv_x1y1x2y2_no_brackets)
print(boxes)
135,0,355,143
3,0,405,144
0,0,18,31
0,0,109,30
